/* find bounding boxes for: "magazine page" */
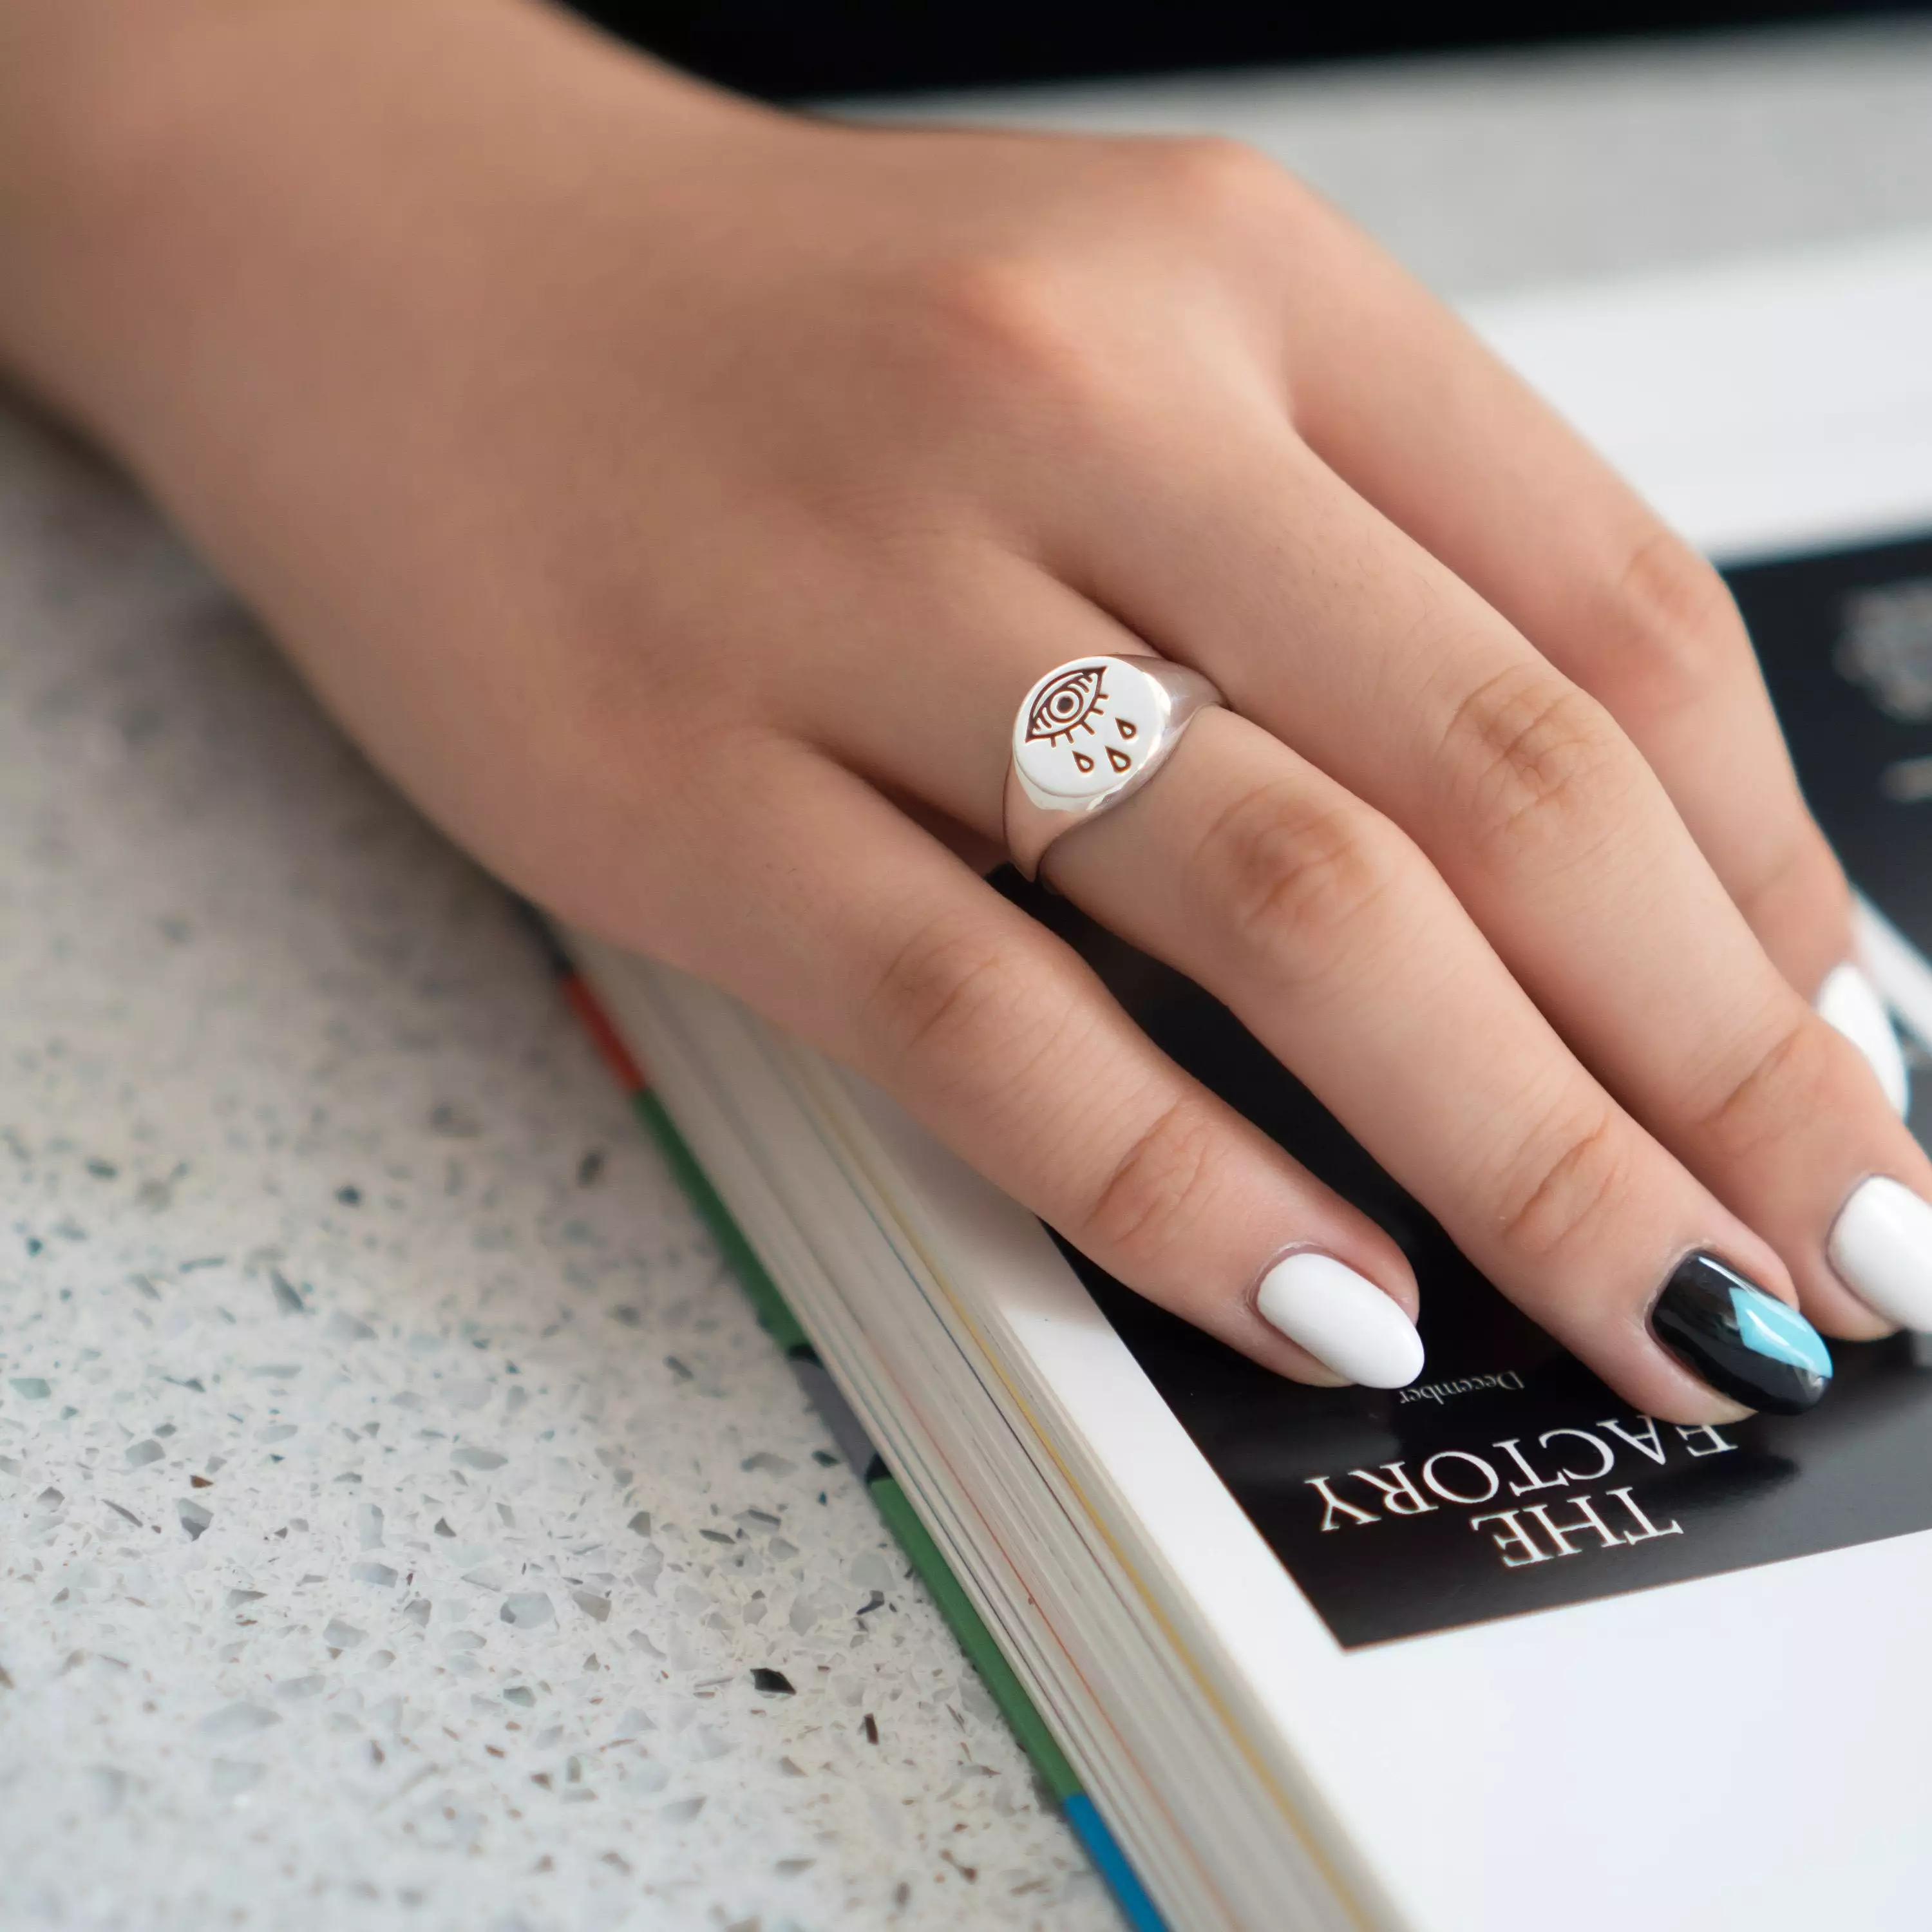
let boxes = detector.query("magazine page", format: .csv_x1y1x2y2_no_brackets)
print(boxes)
583,241,1932,1932
994,529,1932,1647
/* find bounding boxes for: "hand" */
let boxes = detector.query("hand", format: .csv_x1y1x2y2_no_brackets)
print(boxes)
6,0,1929,1421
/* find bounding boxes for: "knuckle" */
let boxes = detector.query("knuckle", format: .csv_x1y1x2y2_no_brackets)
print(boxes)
1490,1101,1634,1264
1439,663,1636,864
896,142,1302,420
1590,529,1747,721
1691,1012,1832,1164
1734,820,1848,942
1141,135,1301,229
908,249,1101,413
865,914,1049,1083
1204,779,1409,987
1079,1093,1225,1271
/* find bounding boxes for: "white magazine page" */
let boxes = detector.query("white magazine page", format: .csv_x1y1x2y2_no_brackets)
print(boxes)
833,232,1932,1932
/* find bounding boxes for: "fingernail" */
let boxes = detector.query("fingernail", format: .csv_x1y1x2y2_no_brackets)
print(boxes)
1817,961,1909,1116
1829,1176,1932,1329
1651,1251,1831,1416
1256,1251,1424,1388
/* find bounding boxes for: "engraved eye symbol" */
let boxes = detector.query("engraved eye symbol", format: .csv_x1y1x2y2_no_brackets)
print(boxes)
1026,666,1106,744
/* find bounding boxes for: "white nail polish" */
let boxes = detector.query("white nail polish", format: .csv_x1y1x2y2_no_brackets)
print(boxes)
1816,961,1909,1116
1829,1176,1932,1329
1256,1251,1424,1388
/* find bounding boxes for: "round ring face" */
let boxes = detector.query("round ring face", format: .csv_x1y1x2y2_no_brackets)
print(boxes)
1011,657,1167,801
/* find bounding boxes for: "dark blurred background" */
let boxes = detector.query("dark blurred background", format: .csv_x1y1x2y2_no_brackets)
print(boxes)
573,0,1926,99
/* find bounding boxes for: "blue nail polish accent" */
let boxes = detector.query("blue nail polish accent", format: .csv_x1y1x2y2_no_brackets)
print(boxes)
1651,1252,1831,1415
1729,1283,1834,1379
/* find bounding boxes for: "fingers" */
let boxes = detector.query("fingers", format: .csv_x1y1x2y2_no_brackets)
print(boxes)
1046,706,1810,1423
1067,422,1932,1352
1259,196,1859,1005
799,560,1812,1419
638,734,1423,1387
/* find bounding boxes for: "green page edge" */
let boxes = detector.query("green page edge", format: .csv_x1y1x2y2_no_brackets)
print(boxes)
629,1077,1172,1930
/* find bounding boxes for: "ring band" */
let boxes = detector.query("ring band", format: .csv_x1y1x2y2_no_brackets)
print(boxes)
1003,654,1226,883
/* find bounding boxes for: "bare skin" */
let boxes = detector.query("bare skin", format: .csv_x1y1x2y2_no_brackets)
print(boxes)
0,0,1923,1421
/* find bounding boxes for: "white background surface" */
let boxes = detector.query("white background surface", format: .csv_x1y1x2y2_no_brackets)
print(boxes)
6,18,1932,1931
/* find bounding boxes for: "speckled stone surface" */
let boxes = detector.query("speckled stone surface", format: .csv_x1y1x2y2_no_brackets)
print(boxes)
0,413,1113,1931
5,21,1932,1929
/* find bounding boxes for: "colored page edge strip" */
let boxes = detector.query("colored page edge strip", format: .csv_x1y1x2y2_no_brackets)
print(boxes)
525,904,1169,1932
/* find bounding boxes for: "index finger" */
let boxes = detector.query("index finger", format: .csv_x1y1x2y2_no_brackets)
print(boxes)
1271,192,1877,1041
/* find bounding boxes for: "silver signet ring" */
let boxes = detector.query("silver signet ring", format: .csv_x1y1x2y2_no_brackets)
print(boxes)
1003,654,1226,884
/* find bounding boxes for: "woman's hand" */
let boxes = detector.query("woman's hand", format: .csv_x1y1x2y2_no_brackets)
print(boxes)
5,0,1928,1419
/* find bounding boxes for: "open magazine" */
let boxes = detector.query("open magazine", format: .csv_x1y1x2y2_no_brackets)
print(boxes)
553,232,1932,1932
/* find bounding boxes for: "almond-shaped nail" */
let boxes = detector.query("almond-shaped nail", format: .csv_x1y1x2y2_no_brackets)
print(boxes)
1256,1252,1423,1388
1830,1176,1932,1329
1651,1251,1830,1416
1817,961,1909,1116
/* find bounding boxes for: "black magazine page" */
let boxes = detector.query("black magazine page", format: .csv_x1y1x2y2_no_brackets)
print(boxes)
1000,531,1932,1647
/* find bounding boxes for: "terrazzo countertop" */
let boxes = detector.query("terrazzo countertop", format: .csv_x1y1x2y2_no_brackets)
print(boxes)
0,408,1110,1932
5,21,1932,1931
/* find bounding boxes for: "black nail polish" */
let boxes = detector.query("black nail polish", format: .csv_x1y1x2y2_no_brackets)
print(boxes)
1651,1251,1832,1416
